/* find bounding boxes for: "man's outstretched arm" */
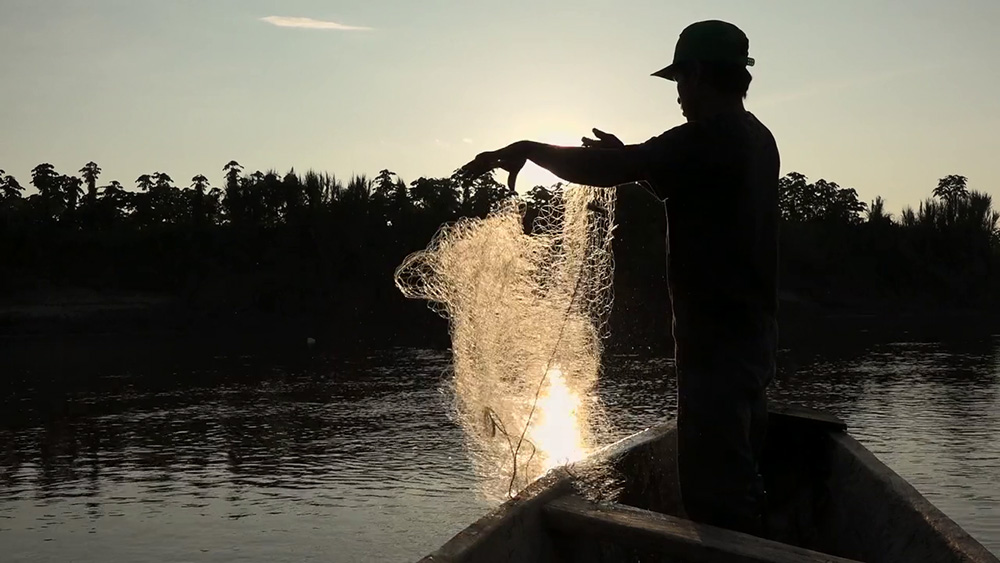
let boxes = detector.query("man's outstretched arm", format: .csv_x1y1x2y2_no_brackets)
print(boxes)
459,140,646,189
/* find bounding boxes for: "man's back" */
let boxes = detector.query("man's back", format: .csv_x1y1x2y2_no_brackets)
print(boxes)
664,111,779,382
637,110,779,376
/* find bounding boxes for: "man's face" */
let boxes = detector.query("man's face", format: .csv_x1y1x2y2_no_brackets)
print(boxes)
674,65,701,121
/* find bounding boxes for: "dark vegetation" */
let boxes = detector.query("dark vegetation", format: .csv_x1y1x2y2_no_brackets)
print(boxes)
1,162,997,349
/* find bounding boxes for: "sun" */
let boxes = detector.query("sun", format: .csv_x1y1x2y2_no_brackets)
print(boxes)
511,162,565,194
504,130,587,194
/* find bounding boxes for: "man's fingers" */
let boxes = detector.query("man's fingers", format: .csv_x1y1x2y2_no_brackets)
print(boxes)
582,136,599,148
591,128,624,148
459,152,498,177
498,157,525,191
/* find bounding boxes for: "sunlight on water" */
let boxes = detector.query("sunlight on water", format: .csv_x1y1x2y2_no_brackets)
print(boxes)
531,366,588,471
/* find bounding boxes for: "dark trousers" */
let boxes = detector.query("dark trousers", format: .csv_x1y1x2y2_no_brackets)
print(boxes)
675,359,770,536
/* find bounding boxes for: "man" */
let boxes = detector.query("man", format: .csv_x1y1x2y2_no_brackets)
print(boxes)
460,20,779,535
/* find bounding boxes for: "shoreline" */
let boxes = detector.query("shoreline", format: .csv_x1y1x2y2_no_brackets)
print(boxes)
2,289,998,350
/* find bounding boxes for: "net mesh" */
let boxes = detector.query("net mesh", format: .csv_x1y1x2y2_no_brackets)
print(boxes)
394,185,619,500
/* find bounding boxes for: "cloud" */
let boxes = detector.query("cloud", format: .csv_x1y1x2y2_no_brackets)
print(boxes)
462,138,473,144
259,16,371,31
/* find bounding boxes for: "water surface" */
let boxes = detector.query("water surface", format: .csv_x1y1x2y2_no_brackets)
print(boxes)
1,332,998,562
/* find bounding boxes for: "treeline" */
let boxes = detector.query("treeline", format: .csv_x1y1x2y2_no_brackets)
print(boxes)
775,172,1000,311
0,161,997,345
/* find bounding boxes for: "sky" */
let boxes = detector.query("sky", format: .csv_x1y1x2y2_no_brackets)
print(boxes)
1,0,998,212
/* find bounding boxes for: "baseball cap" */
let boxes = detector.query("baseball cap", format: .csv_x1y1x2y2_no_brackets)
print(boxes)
652,20,755,81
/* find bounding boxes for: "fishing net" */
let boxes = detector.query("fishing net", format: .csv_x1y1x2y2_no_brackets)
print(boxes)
394,185,619,500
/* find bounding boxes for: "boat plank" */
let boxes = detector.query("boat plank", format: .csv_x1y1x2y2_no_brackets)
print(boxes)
544,495,862,563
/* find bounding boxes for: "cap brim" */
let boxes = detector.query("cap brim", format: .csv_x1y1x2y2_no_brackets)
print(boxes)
651,64,678,81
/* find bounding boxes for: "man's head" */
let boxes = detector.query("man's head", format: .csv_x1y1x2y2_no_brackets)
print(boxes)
653,20,754,120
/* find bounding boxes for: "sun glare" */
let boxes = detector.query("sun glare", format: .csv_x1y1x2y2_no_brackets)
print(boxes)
506,130,586,194
530,365,588,471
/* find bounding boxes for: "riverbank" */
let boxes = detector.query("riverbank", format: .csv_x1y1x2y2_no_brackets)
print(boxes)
3,287,998,355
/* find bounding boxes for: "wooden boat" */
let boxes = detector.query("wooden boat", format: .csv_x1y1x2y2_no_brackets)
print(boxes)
419,404,998,563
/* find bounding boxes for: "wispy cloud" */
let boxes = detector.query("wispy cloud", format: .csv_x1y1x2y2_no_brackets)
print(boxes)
259,16,371,31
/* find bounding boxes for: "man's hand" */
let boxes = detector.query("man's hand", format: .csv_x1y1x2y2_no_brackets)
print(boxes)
581,128,624,149
458,141,532,191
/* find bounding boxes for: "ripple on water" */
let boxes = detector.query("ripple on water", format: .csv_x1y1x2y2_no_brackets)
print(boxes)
1,344,998,561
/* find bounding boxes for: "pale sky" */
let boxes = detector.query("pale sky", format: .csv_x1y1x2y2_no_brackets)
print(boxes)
2,0,998,212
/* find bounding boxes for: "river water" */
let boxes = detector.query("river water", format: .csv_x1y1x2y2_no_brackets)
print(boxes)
1,327,998,562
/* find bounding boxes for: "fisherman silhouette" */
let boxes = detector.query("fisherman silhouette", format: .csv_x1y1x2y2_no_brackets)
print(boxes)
460,20,778,535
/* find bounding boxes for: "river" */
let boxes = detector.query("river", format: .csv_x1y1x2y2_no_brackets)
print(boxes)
1,326,998,562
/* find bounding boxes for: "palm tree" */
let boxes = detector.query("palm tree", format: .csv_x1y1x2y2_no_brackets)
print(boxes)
191,174,210,194
62,175,84,211
152,172,174,190
191,174,210,226
1,171,24,201
223,160,243,190
80,161,102,206
135,174,154,191
104,180,126,200
866,196,893,226
933,175,969,204
96,180,131,224
282,169,303,218
31,163,60,198
373,169,396,200
344,174,371,206
223,161,244,223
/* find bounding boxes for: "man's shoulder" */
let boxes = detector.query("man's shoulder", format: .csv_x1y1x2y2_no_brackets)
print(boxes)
646,111,763,143
629,111,777,162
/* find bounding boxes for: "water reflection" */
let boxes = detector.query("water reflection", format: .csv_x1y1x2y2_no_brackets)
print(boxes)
0,335,998,561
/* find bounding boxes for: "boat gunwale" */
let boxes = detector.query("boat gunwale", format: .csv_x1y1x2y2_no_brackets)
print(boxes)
829,431,1000,563
416,421,676,562
418,410,999,562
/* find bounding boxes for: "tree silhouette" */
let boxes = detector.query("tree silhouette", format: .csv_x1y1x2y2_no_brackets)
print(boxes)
223,161,245,224
343,174,372,207
223,161,243,188
933,174,968,204
866,196,892,225
778,172,866,224
1,159,997,342
152,172,174,190
136,174,154,192
1,170,24,201
80,162,102,206
31,164,60,198
373,169,397,202
462,172,513,217
100,179,130,222
61,175,83,212
409,176,461,219
191,175,210,193
191,174,210,227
